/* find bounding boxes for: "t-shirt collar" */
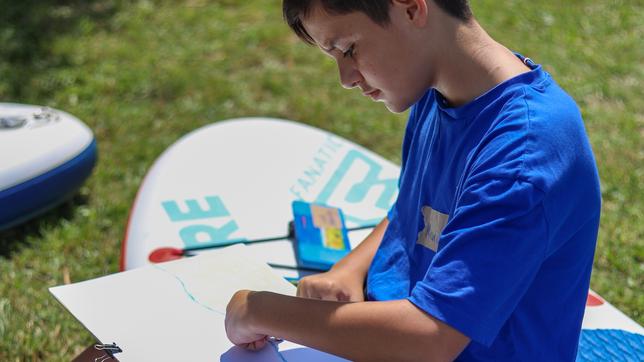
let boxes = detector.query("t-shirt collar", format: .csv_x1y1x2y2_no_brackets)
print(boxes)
434,53,546,120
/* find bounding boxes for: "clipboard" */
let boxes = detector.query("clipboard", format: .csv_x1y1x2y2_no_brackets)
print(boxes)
73,344,121,362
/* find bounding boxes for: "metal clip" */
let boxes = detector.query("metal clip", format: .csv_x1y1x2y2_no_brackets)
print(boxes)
94,343,122,362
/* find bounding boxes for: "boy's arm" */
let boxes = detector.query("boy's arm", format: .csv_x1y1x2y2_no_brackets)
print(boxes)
297,217,389,301
226,290,470,362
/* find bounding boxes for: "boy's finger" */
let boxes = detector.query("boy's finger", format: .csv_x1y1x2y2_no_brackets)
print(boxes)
296,282,310,298
309,289,323,300
243,337,268,351
320,290,340,301
296,278,312,298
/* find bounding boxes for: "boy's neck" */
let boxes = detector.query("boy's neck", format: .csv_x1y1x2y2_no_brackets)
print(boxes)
431,20,531,107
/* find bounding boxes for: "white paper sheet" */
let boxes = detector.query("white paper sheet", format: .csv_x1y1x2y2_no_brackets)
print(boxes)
50,245,347,362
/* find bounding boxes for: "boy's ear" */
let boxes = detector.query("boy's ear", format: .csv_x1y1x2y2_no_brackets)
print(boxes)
392,0,429,27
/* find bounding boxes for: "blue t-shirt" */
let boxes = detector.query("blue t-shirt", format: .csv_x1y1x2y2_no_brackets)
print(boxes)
366,57,601,361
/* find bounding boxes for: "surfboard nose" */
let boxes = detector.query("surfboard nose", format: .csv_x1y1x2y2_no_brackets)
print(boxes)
0,103,97,230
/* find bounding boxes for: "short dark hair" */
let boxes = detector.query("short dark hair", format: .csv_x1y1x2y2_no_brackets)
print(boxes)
283,0,472,44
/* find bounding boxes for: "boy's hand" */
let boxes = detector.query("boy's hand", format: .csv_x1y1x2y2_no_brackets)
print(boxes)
297,267,365,302
225,290,269,350
297,217,388,303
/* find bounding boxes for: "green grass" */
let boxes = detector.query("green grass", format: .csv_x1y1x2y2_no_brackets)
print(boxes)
0,0,642,359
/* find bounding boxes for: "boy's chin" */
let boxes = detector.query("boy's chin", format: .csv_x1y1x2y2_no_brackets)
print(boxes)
383,99,412,114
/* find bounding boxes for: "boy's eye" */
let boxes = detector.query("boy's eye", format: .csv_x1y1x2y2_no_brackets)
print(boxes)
342,44,355,58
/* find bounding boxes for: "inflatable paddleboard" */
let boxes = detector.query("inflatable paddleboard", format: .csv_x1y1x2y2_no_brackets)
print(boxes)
122,117,642,360
0,103,97,230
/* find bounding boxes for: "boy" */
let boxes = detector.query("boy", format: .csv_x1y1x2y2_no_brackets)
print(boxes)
225,1,601,360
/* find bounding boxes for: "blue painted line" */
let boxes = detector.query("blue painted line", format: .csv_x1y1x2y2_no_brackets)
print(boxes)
269,338,289,362
152,264,224,315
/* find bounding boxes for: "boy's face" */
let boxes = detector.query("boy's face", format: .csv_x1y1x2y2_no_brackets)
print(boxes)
302,2,435,113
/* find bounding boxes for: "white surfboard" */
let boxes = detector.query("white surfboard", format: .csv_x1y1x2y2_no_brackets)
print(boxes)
121,118,399,272
0,103,97,229
122,117,642,360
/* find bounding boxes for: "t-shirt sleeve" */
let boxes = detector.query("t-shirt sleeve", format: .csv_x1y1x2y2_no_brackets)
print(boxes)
408,177,548,347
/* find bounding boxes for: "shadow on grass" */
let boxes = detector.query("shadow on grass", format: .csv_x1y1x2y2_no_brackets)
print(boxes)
0,0,120,99
0,193,89,258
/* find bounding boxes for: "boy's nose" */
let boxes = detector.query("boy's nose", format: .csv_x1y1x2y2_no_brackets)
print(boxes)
338,63,361,89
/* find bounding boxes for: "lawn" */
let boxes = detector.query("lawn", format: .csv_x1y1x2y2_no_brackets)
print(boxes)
0,0,641,359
